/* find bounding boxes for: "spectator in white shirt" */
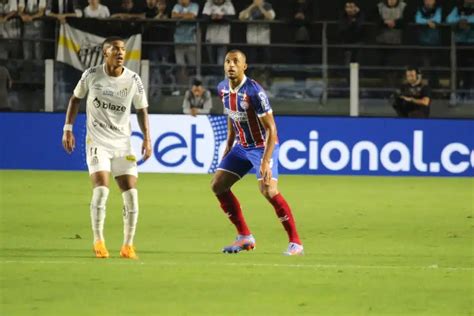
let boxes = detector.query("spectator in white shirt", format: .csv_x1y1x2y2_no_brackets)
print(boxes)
19,0,46,60
239,0,275,64
202,0,235,65
0,0,21,59
83,0,110,18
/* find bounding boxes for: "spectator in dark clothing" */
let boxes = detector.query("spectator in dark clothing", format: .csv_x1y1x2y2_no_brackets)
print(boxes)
338,1,365,65
156,0,169,19
143,0,158,18
46,0,82,23
143,0,172,63
392,66,431,118
415,0,442,88
290,0,314,64
110,0,142,19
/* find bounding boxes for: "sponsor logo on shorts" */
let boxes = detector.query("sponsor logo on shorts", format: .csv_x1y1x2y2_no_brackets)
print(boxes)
93,97,126,113
90,156,99,166
125,155,136,162
92,119,123,132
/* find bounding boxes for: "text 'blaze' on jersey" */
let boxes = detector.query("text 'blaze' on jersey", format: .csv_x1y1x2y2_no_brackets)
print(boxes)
217,76,273,149
74,64,148,150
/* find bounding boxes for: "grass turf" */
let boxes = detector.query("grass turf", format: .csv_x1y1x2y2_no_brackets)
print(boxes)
0,170,473,315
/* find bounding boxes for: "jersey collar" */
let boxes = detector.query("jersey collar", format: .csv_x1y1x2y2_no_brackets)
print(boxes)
103,63,126,79
229,76,247,94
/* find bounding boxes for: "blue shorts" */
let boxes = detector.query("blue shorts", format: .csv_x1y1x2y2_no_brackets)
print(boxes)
217,143,279,180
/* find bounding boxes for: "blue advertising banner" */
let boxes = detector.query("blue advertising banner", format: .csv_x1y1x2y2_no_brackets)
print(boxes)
0,113,87,171
275,116,473,177
1,113,473,177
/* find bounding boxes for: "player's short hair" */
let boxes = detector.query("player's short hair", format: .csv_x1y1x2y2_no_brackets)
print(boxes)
102,36,125,50
225,49,247,63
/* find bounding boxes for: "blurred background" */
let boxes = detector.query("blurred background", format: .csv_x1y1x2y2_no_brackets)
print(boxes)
0,0,472,118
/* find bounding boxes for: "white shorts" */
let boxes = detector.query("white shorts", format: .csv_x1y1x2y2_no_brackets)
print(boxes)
86,145,138,178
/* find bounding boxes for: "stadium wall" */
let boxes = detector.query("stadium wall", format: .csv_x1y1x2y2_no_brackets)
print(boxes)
0,113,473,177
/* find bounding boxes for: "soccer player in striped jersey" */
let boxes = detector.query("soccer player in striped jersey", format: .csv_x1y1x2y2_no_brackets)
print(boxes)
211,49,304,256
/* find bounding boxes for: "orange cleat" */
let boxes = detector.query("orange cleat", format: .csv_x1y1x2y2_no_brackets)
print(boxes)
93,241,109,258
120,245,138,259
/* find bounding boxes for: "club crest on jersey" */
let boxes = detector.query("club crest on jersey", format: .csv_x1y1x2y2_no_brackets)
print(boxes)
240,93,249,110
240,99,249,110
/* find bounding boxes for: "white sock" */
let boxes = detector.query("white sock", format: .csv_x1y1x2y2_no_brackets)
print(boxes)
122,188,139,246
90,186,109,243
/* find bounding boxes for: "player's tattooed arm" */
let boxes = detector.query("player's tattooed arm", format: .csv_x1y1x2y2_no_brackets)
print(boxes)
137,108,152,161
62,96,81,154
223,118,236,157
258,112,278,185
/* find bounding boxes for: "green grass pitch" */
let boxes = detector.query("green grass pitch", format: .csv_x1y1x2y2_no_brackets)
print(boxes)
0,170,473,315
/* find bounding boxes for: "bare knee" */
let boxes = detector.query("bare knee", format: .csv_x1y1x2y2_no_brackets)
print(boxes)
115,175,137,192
211,177,228,195
259,184,278,200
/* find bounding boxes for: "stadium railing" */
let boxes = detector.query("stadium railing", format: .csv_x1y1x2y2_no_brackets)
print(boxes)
0,18,472,117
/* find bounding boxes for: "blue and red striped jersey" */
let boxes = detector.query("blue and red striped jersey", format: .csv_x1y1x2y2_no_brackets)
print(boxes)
217,76,273,149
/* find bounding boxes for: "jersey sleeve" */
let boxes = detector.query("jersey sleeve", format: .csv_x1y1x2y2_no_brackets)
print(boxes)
249,81,272,117
73,68,93,99
132,73,149,110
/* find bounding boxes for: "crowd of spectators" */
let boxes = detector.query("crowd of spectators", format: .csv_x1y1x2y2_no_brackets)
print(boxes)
0,0,472,109
1,0,472,62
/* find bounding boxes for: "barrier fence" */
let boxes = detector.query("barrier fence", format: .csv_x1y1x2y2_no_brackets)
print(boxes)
0,18,473,114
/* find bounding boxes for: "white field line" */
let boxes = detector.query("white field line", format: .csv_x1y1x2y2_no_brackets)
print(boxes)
0,260,472,271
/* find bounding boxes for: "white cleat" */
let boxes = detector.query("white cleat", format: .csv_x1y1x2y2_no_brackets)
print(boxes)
283,242,304,256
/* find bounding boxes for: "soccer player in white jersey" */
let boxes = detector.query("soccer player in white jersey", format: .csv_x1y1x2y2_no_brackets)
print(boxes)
62,37,151,259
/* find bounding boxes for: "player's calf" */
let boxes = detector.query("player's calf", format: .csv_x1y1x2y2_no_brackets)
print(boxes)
122,188,139,247
90,186,109,244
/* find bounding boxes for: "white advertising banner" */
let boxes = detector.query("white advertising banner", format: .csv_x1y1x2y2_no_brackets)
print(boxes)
131,114,228,174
